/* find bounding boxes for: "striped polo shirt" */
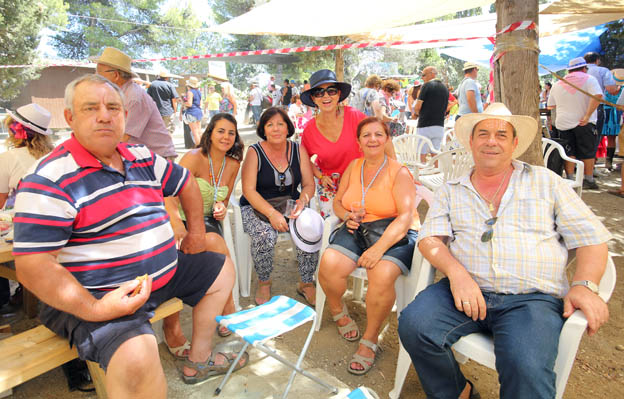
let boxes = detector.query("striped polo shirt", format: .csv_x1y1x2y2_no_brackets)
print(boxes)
12,136,189,291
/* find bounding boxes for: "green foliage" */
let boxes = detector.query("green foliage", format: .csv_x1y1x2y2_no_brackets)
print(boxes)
51,0,167,59
0,0,67,104
599,19,624,69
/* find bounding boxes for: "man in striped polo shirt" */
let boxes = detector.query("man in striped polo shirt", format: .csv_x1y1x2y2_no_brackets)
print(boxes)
12,74,246,396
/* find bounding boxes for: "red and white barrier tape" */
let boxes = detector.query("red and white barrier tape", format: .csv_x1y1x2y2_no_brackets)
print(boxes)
0,20,536,69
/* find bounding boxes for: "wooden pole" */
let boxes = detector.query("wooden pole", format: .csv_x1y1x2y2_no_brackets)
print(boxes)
495,0,542,165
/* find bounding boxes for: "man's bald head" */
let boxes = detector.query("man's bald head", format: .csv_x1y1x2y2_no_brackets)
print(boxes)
421,66,437,83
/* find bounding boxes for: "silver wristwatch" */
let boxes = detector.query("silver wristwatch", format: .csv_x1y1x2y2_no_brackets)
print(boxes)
571,280,599,294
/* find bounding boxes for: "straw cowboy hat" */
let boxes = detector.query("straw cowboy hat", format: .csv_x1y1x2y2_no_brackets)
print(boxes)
454,102,538,158
612,69,624,85
187,76,200,88
462,61,480,71
159,70,171,78
7,103,53,135
289,208,324,252
89,47,138,77
300,69,351,107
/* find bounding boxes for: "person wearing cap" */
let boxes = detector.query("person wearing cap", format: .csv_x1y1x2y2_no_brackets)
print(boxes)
147,71,179,135
398,103,610,399
0,103,55,313
414,66,449,160
602,69,624,171
239,107,318,306
300,69,396,219
290,79,300,97
12,75,247,394
457,61,483,119
92,47,177,160
547,56,603,190
318,116,418,375
183,76,203,145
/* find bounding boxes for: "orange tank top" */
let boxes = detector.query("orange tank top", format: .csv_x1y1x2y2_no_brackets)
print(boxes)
341,157,419,228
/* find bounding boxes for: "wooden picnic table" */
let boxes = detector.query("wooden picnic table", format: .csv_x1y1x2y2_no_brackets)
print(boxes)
0,242,39,318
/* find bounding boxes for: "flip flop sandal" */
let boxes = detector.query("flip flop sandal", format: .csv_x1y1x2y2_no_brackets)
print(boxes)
165,339,191,360
181,350,249,385
296,282,316,306
217,325,232,338
347,339,378,376
608,190,624,198
332,302,360,342
254,280,272,306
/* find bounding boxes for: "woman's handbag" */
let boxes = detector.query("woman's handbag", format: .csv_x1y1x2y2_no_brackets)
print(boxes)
348,217,408,251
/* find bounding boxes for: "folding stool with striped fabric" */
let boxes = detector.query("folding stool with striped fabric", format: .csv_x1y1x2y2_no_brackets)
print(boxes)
215,295,338,399
343,387,380,399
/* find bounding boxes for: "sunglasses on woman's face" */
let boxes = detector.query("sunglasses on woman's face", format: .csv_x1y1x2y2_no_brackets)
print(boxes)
311,86,339,98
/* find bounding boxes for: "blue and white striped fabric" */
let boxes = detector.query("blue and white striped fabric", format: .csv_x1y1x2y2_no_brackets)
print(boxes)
216,296,315,346
344,387,378,399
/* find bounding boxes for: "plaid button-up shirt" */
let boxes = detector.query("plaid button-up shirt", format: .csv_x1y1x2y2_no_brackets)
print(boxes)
418,160,611,297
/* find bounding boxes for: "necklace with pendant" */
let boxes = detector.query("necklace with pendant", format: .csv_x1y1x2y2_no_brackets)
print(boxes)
475,167,511,213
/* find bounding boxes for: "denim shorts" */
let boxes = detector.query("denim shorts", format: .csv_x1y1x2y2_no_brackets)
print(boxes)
328,225,418,275
40,250,225,371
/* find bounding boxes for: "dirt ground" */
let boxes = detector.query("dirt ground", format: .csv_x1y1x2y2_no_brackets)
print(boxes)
4,129,623,398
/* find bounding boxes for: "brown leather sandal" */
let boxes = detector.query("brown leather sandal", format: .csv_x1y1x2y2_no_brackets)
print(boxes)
255,280,272,305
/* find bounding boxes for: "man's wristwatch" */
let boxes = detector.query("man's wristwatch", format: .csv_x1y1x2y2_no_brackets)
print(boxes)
571,280,599,294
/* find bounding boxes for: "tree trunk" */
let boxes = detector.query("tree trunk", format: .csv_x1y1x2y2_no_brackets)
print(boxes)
335,36,345,80
494,0,542,165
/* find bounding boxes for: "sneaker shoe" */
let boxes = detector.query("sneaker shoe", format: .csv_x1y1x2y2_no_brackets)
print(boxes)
583,179,599,190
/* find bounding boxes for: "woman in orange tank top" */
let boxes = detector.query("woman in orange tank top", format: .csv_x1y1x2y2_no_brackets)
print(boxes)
318,117,419,375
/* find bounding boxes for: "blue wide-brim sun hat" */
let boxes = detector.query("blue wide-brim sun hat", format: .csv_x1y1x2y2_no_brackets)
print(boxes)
300,69,351,107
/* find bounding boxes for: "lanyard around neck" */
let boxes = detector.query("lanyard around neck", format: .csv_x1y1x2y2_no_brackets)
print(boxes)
208,154,226,203
360,155,387,207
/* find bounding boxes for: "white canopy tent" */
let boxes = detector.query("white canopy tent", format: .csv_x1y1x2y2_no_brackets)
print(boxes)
208,0,494,37
348,9,623,50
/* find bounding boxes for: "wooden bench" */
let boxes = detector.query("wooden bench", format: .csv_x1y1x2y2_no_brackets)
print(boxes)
0,297,183,398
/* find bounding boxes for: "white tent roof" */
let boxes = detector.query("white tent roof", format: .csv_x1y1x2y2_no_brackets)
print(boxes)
541,0,624,14
208,0,494,37
349,7,623,47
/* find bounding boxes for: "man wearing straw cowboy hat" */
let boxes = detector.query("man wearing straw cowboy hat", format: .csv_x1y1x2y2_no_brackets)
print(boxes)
91,47,177,160
398,103,610,399
547,56,603,190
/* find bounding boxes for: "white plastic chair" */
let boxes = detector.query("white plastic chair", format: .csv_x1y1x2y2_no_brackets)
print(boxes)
405,119,418,134
419,148,474,191
390,254,617,399
314,184,434,331
542,137,584,197
215,295,338,398
393,134,441,180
